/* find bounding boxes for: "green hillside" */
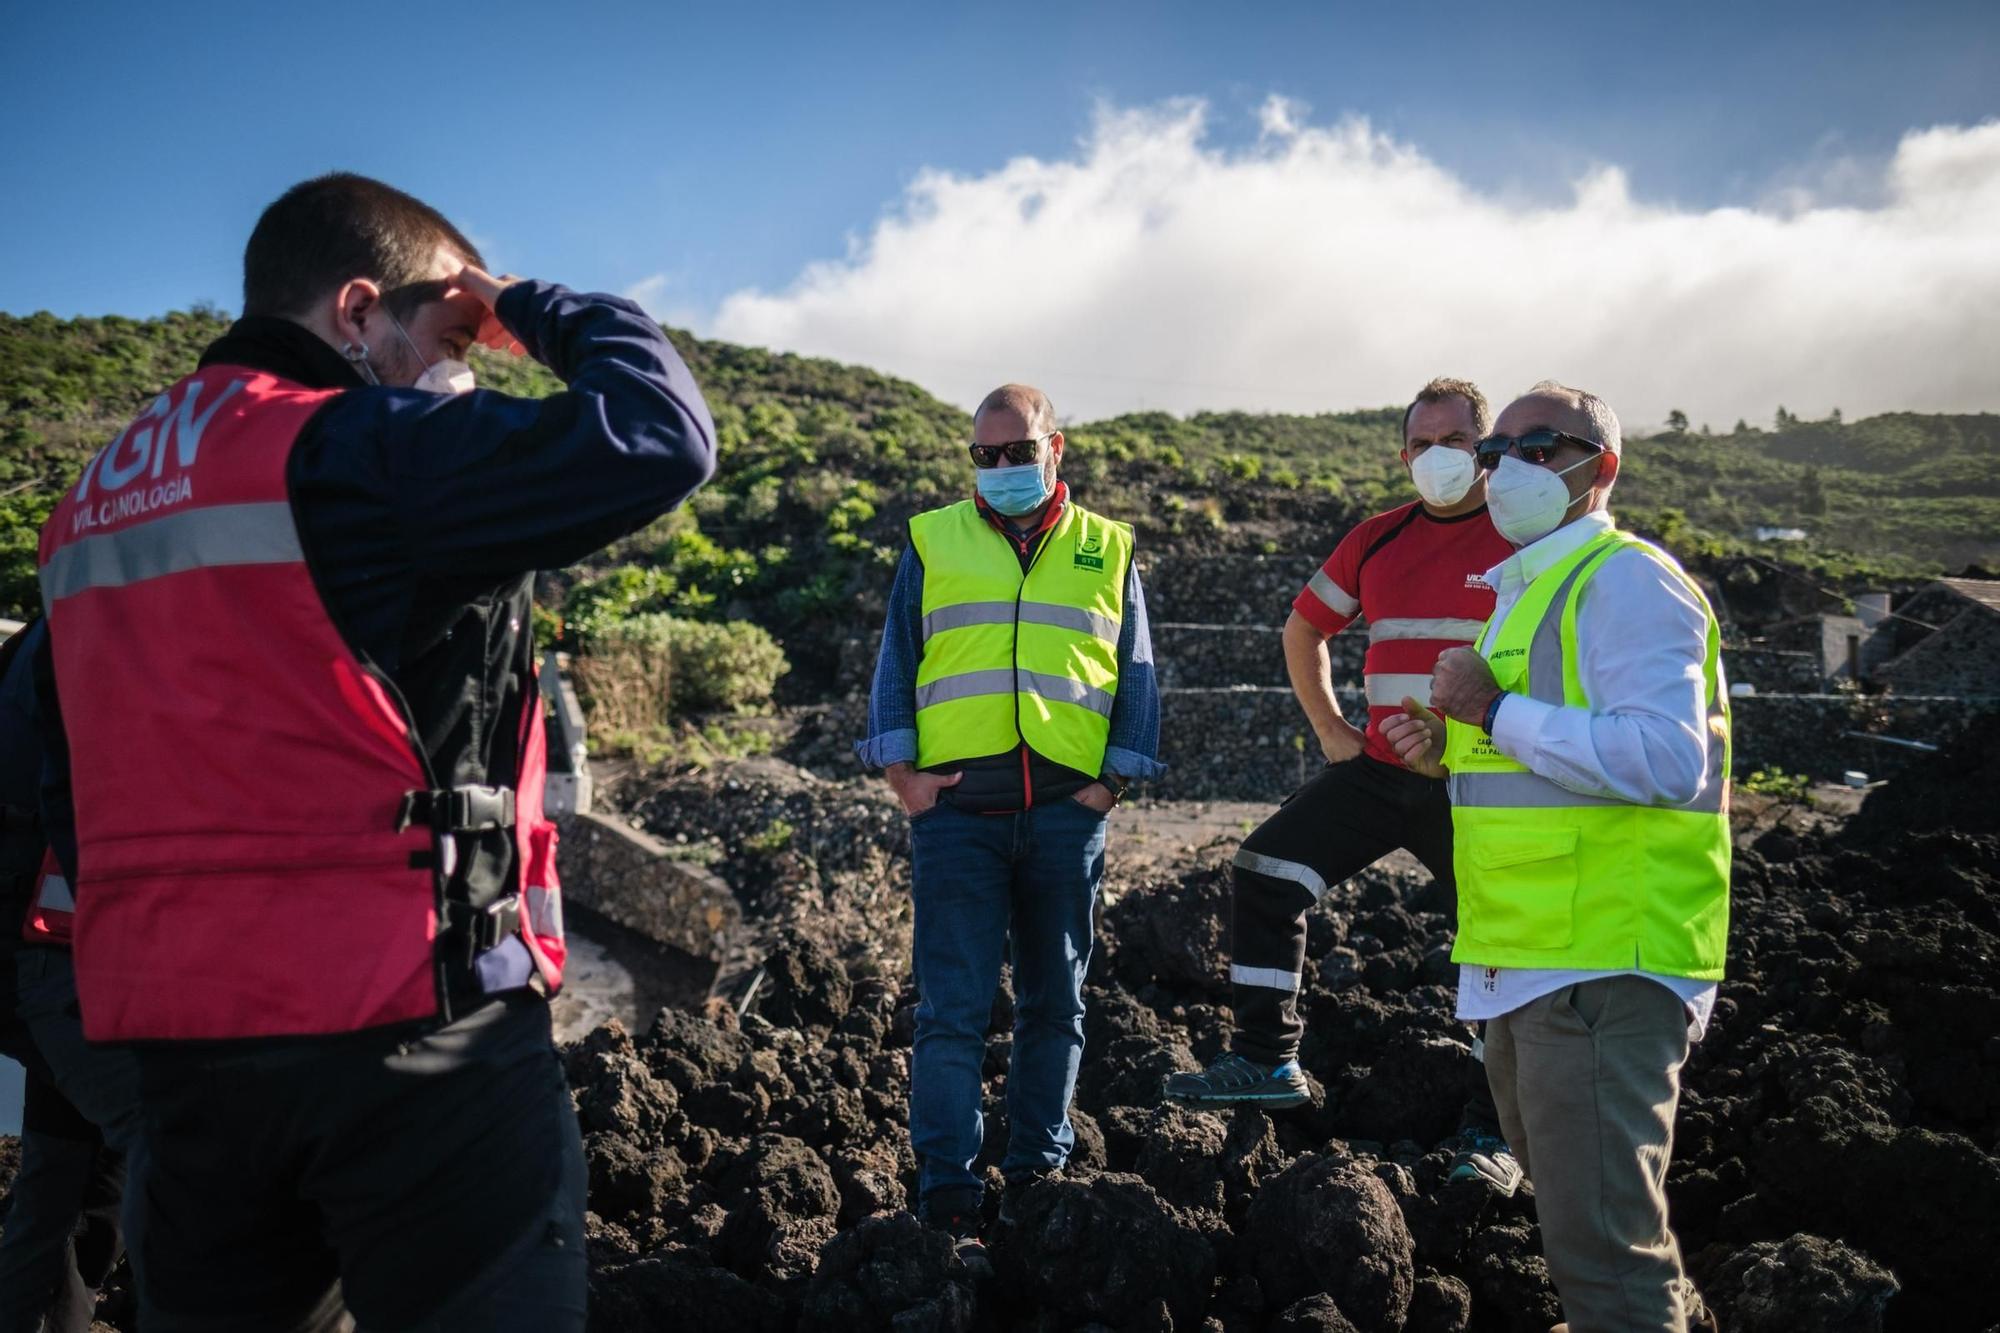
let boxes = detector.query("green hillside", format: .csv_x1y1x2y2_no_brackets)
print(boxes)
5,307,1995,674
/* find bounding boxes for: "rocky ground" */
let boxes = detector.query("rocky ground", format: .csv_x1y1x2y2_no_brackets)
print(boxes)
13,717,2000,1331
561,716,2000,1332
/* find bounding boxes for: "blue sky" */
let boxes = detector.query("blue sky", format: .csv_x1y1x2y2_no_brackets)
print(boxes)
3,1,1996,423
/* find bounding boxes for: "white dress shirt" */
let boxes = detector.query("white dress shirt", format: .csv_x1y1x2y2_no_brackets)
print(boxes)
1453,510,1721,1039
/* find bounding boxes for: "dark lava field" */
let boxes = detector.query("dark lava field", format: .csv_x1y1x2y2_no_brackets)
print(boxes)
567,717,2000,1332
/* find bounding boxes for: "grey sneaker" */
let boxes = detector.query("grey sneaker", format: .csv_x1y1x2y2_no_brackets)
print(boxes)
1162,1053,1311,1108
1447,1127,1523,1196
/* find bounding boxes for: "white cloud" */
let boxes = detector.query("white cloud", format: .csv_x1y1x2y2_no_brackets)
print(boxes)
703,98,2000,430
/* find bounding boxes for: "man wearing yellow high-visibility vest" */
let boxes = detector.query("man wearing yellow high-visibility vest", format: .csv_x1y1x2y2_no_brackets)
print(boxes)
856,383,1163,1251
1384,382,1726,1333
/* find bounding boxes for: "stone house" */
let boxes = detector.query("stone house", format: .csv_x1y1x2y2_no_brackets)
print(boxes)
1877,578,2000,699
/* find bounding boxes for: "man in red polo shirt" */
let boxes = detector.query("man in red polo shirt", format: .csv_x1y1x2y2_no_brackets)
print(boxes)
1165,377,1523,1192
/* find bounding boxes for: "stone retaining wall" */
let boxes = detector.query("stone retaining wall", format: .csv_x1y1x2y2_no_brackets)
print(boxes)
1148,687,1993,803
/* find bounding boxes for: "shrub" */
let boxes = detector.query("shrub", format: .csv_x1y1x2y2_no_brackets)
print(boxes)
569,613,790,749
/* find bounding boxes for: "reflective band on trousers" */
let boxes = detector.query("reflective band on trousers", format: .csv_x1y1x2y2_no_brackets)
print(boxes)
914,667,1116,718
1306,569,1358,617
41,502,303,603
1367,617,1486,643
922,599,1120,645
1234,848,1328,900
1230,963,1302,993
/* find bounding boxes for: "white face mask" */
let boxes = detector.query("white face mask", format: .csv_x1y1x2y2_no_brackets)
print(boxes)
1408,446,1477,507
1485,452,1600,545
388,311,476,395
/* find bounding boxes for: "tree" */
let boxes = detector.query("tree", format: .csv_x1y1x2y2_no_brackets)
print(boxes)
1829,407,1844,425
1775,406,1795,429
1666,409,1690,434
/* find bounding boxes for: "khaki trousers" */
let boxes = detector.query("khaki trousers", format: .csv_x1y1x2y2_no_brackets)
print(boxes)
1484,976,1701,1333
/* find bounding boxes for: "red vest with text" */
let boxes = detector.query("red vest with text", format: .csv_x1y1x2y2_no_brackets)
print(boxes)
37,365,566,1041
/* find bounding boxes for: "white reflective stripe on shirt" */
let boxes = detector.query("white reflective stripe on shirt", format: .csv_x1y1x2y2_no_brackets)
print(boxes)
1305,569,1358,617
1366,617,1486,643
1364,673,1433,708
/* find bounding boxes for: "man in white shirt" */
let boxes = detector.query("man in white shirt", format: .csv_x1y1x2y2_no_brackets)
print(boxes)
1384,382,1727,1333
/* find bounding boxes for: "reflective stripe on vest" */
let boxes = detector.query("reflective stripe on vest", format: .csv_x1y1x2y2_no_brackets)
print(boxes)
21,850,73,948
1441,528,1731,980
37,367,565,1040
908,499,1132,774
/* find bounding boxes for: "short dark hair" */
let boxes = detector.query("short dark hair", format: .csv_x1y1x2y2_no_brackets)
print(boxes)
241,172,484,319
1402,376,1492,443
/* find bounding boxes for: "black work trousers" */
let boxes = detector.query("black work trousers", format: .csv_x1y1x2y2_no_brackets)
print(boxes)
129,991,587,1333
1228,754,1499,1131
0,945,143,1333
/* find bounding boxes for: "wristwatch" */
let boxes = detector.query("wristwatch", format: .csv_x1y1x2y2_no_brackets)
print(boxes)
1480,692,1508,737
1100,772,1131,804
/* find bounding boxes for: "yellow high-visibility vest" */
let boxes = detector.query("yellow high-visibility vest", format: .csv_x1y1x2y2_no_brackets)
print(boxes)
1442,527,1731,979
908,499,1133,775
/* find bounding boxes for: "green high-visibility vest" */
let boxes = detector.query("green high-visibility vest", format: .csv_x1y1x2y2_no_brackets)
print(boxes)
908,499,1133,775
1442,527,1731,979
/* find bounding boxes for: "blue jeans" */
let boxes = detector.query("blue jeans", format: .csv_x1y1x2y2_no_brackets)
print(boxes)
907,796,1107,1204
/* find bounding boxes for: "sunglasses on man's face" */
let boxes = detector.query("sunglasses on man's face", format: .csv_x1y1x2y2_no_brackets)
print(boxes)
968,433,1053,468
1474,428,1605,471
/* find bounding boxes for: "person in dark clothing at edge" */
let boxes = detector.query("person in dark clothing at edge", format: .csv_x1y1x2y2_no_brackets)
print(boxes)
34,173,715,1331
0,618,144,1333
856,383,1164,1248
1162,377,1526,1195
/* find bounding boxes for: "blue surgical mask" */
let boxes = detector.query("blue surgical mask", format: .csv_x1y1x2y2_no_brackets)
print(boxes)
975,459,1053,516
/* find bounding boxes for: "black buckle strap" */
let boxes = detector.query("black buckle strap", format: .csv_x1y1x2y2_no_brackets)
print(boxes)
397,785,517,834
444,896,522,952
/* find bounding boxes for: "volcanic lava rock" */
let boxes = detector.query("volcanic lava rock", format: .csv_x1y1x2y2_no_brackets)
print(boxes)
567,1019,682,1142
582,1131,687,1229
712,1133,841,1282
1406,1273,1473,1333
1245,1152,1415,1327
803,1212,980,1332
759,928,854,1033
591,1252,789,1333
1466,1220,1562,1333
1269,1293,1362,1332
993,1173,1216,1331
1103,864,1231,993
1133,1104,1229,1214
1703,1233,1899,1333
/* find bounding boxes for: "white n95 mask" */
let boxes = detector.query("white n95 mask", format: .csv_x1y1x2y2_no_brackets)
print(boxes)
1485,453,1599,544
1409,446,1476,507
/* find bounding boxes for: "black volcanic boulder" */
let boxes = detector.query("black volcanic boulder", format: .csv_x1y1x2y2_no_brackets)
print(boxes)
1245,1152,1415,1328
1405,1273,1473,1333
1466,1220,1562,1333
590,1252,789,1333
994,1173,1216,1330
1103,864,1232,994
1270,1292,1362,1332
803,1212,980,1331
759,928,854,1032
1703,1233,1899,1333
1133,1104,1230,1214
713,1133,842,1281
567,1019,682,1143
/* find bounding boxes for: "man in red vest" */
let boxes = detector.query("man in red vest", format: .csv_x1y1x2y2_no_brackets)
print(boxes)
37,174,715,1331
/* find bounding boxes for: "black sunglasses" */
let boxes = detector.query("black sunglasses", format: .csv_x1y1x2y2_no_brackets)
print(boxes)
1474,428,1605,471
968,432,1054,468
